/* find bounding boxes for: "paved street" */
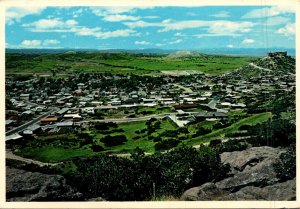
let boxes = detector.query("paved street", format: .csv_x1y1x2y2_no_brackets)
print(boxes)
6,107,59,136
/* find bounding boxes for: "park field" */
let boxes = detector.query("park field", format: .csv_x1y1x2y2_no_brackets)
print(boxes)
6,51,257,75
15,112,271,163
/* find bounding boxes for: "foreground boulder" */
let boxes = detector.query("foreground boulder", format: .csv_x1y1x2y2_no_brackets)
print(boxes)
216,146,285,191
6,166,83,201
181,146,295,201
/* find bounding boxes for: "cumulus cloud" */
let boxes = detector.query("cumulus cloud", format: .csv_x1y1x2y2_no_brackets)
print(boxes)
103,14,140,22
169,39,183,44
43,39,60,45
125,19,254,37
22,18,138,39
227,44,234,48
276,23,295,37
6,7,45,25
135,41,151,45
23,18,77,29
242,38,255,44
20,40,42,48
20,39,60,48
242,5,294,19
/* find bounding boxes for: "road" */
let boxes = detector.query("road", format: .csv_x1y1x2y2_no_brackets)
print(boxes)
249,63,272,72
80,113,177,124
6,107,59,136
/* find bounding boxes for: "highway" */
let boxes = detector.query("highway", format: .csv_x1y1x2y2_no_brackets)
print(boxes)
6,107,59,136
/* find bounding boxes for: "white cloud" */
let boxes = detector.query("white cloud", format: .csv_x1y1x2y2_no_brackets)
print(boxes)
20,39,61,48
125,19,254,36
23,18,138,39
162,19,172,24
6,7,45,25
155,43,164,47
174,32,185,36
23,18,77,29
227,44,234,48
72,8,84,18
43,39,60,45
208,21,253,34
20,40,42,48
242,38,255,44
276,23,295,37
90,6,154,16
144,16,159,19
211,11,230,18
242,5,294,19
103,14,140,22
135,41,151,45
66,19,78,25
264,16,290,26
169,39,183,44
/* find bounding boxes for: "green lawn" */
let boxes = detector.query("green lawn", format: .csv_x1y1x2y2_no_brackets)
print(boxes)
186,112,272,145
13,113,271,162
15,147,94,163
97,119,177,153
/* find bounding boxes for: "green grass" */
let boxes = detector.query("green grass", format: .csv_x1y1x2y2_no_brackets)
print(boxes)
6,52,257,75
98,119,177,153
16,147,94,163
14,113,271,162
186,112,272,146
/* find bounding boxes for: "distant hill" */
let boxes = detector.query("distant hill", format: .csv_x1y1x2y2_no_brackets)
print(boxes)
6,48,295,57
166,50,206,59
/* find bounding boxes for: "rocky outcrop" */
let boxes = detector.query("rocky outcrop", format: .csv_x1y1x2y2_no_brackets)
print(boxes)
223,178,296,200
180,183,229,201
216,146,285,192
181,146,295,201
6,166,83,201
181,178,295,201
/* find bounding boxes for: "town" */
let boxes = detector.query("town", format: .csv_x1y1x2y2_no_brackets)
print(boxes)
6,52,295,147
5,51,296,201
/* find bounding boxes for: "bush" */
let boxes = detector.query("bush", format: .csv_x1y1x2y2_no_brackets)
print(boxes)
273,145,296,182
68,146,230,200
91,144,104,152
155,138,179,151
192,127,211,137
239,125,251,131
209,139,222,147
100,135,128,147
219,139,248,152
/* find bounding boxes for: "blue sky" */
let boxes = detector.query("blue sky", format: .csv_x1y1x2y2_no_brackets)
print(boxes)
5,6,295,50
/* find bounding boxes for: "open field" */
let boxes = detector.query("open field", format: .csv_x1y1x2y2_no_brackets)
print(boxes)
6,52,257,75
14,112,271,162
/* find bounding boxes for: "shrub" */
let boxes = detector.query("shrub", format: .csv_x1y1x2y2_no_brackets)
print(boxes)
220,139,248,152
91,144,104,152
155,138,179,151
273,145,296,182
100,135,128,147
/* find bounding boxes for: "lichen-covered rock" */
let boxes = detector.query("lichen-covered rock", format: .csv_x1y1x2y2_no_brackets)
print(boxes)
180,183,229,201
216,146,285,191
6,167,83,201
181,146,295,201
223,178,296,201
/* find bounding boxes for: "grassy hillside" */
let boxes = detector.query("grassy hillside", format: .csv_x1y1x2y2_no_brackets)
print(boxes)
6,52,257,75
